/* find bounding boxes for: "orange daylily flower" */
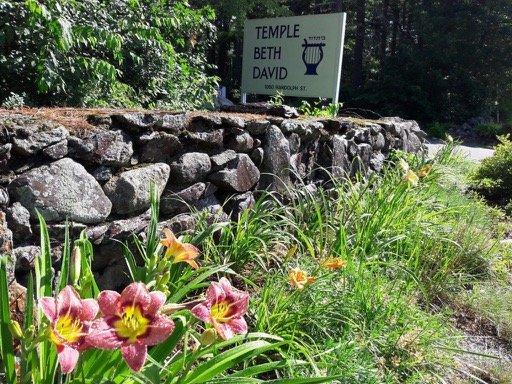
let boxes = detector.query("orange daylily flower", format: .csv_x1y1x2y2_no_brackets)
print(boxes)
160,228,200,269
322,257,347,270
417,164,432,178
288,268,316,290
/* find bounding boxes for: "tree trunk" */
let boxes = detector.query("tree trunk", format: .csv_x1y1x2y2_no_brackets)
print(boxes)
380,0,390,70
352,0,366,88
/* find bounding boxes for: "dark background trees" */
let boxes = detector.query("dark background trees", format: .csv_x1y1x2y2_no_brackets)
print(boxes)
194,0,512,124
1,0,511,125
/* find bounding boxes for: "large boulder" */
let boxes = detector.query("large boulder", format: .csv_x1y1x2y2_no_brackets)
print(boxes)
103,163,170,215
169,152,211,184
209,154,260,192
8,158,112,224
69,129,133,167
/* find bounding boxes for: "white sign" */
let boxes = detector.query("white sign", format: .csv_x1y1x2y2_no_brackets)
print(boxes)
241,13,346,102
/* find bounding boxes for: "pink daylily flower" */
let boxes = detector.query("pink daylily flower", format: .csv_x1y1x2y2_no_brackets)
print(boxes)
85,282,174,372
191,277,249,340
39,286,99,374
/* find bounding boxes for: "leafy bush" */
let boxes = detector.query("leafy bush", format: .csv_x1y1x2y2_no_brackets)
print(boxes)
0,92,27,109
474,122,506,140
471,135,512,204
425,122,452,139
0,0,218,109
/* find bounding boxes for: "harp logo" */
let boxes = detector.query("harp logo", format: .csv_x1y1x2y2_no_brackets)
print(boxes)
301,38,326,76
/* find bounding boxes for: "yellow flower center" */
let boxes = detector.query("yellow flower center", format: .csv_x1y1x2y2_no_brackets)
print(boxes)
114,305,150,343
50,314,83,345
210,300,231,323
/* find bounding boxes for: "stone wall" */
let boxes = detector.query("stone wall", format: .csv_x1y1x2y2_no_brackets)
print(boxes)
0,108,426,289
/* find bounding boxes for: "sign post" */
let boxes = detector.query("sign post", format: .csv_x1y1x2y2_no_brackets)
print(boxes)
241,13,346,104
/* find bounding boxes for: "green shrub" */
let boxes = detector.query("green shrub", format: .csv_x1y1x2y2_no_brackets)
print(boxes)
0,0,218,109
474,122,506,139
425,122,452,139
470,135,512,203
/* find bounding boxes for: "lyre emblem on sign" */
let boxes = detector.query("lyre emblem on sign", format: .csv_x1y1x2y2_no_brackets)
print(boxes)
301,39,326,76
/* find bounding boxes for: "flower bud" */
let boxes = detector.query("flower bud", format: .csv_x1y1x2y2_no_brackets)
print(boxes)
70,246,82,285
9,320,23,339
200,328,217,346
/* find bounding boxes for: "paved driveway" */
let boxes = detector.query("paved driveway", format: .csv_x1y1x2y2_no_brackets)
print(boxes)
426,141,494,162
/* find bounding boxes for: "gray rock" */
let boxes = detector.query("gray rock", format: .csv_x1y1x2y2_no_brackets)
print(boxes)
209,154,260,192
0,143,12,166
210,150,237,170
69,129,133,167
189,115,223,130
12,126,69,156
111,113,159,131
170,152,211,184
0,188,9,207
225,192,255,218
370,153,385,172
227,131,254,152
195,195,229,224
156,114,187,134
13,246,40,272
90,212,150,270
404,131,423,153
139,131,182,162
161,182,206,216
288,133,301,153
262,126,291,192
250,147,264,166
8,158,112,224
92,165,113,183
104,163,170,215
158,214,196,236
6,202,32,241
372,133,386,150
318,135,350,179
95,260,131,291
0,211,13,254
42,140,68,159
221,115,245,128
246,120,271,135
185,129,224,151
281,120,306,134
351,143,372,176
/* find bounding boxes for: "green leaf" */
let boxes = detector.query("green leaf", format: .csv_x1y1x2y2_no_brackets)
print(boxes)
0,257,17,384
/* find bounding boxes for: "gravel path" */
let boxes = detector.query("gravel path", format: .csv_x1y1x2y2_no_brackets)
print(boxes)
426,140,495,162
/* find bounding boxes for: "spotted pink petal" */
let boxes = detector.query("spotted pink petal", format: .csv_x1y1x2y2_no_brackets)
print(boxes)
146,291,166,317
80,299,99,321
57,344,80,374
227,295,249,318
97,290,120,316
119,282,151,311
214,321,235,340
206,282,225,304
39,297,57,322
57,286,82,318
86,318,123,350
140,315,175,346
121,342,147,372
227,317,248,335
190,303,211,323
